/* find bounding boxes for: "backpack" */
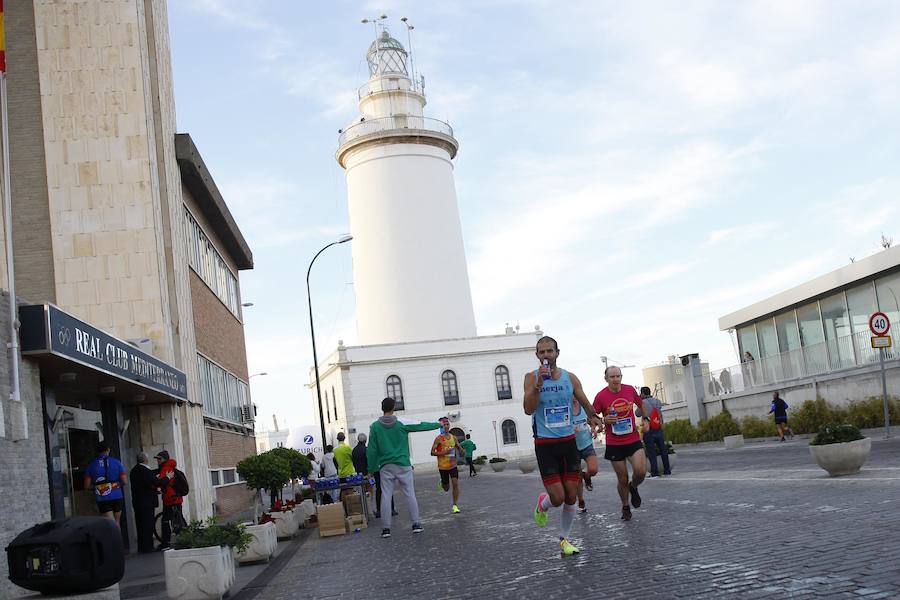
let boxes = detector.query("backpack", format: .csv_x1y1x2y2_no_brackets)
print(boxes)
172,468,189,497
649,407,663,430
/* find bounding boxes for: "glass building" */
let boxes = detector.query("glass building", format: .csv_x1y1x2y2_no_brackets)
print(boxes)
717,247,900,392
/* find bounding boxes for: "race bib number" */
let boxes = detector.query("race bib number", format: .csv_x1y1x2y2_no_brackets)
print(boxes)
574,419,589,434
544,405,571,429
611,417,634,436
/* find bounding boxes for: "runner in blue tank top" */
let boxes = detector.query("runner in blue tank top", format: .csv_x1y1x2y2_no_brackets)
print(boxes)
524,336,603,556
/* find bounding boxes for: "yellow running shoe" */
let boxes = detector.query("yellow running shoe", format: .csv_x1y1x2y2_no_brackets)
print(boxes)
452,504,460,514
559,538,580,556
534,493,549,528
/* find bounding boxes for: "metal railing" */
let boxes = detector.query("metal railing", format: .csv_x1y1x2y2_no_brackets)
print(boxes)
358,77,424,100
704,329,898,397
338,115,454,147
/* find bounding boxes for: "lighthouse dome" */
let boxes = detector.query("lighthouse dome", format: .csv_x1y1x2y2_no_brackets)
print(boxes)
366,31,409,77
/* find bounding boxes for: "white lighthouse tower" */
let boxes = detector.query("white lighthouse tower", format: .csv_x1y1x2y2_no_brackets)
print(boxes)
336,30,477,346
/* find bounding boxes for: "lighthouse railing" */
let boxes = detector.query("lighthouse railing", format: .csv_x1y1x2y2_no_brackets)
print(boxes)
338,116,454,147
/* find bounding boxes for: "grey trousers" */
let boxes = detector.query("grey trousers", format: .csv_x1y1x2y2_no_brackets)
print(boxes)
379,464,419,529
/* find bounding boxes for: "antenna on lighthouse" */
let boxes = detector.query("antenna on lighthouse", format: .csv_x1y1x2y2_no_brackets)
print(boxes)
400,17,418,93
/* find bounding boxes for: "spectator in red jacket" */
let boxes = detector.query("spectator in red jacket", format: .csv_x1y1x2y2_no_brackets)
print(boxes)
154,450,185,549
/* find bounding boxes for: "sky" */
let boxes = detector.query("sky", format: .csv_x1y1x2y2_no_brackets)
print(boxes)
166,0,900,431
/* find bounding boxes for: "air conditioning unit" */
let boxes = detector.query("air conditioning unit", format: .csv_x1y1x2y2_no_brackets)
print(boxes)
240,406,254,423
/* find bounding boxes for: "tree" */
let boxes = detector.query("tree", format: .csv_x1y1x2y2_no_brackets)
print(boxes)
237,452,291,509
266,447,312,480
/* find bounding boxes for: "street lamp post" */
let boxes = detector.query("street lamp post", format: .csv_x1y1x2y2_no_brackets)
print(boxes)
307,235,352,450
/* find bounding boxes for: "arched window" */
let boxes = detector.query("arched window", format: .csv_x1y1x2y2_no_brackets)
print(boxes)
385,375,405,411
501,419,518,445
495,365,512,400
325,389,331,423
332,385,338,421
441,370,459,405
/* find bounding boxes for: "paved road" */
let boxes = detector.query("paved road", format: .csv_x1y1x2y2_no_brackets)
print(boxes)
237,436,900,599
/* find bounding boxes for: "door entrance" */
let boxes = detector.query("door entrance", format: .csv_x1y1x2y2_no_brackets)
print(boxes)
62,426,101,518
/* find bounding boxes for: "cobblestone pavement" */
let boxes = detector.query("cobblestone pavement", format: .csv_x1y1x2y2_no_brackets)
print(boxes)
241,436,900,600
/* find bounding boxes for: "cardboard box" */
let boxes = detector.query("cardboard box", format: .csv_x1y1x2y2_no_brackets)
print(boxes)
345,513,368,532
342,492,364,516
317,503,346,538
303,515,318,529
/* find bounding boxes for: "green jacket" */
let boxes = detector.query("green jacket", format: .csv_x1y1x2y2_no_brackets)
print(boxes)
366,415,441,473
334,442,354,477
460,439,477,459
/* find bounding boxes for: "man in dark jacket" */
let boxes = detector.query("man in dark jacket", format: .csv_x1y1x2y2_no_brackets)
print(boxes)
129,452,159,553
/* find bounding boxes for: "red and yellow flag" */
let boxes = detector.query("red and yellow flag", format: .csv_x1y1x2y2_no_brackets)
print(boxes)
0,0,6,73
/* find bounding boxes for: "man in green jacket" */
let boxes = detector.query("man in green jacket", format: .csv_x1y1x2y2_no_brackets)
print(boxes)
460,434,478,477
367,397,441,539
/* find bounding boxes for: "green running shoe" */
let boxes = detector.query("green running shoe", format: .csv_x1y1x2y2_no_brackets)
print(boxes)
559,538,580,556
452,504,460,514
534,493,549,528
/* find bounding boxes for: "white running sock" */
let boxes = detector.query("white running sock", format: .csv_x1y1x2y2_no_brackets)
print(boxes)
560,502,577,538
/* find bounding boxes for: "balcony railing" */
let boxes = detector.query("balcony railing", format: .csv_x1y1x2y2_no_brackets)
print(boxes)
704,329,898,397
338,115,454,147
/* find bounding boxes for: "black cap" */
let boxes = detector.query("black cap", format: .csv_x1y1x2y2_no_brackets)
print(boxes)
154,450,170,461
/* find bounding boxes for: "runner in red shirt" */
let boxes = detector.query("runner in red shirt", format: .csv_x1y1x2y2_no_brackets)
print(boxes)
593,366,649,522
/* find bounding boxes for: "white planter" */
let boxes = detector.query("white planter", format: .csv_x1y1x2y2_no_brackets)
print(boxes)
724,434,745,449
297,499,316,521
809,437,871,476
165,545,235,600
489,461,507,472
271,510,298,539
234,522,277,565
518,460,536,474
473,463,484,472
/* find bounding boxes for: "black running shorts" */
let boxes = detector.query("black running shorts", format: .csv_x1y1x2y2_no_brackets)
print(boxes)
439,467,459,486
604,440,644,462
535,436,581,486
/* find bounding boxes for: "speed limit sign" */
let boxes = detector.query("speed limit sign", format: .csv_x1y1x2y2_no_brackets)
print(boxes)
869,312,891,336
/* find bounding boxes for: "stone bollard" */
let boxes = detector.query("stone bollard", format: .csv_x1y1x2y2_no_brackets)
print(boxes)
723,434,745,449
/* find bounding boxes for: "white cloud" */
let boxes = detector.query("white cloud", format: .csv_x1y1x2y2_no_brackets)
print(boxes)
703,222,779,248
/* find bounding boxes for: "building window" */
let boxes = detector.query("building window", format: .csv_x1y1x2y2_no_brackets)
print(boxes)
501,419,518,445
184,208,241,318
222,469,236,484
332,385,338,421
325,389,331,423
210,470,221,486
441,370,459,405
197,354,250,424
495,365,512,400
385,375,405,410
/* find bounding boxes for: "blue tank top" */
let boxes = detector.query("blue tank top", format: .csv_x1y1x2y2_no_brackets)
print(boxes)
573,407,593,450
532,370,575,439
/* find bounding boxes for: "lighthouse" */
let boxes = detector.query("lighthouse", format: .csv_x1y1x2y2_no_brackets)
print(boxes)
336,30,477,346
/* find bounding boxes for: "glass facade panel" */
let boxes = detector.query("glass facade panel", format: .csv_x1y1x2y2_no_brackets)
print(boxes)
197,354,251,423
756,319,779,384
846,284,877,335
737,326,759,361
797,302,827,375
876,271,900,360
185,209,241,318
820,292,854,369
775,311,803,379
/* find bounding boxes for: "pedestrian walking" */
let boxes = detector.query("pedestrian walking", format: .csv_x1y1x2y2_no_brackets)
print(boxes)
572,397,599,514
525,336,603,557
129,451,159,553
640,386,671,477
460,434,478,477
593,366,649,522
366,397,442,538
769,391,794,441
431,417,463,514
154,450,186,549
83,441,127,528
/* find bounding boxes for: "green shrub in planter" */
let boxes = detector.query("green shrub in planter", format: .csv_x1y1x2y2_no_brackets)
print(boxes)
473,455,487,465
174,518,253,554
665,419,697,444
810,424,864,446
488,457,507,463
740,415,779,439
665,441,676,455
697,410,741,442
845,397,900,430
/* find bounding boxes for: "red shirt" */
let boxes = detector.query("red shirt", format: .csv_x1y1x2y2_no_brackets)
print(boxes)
593,384,642,446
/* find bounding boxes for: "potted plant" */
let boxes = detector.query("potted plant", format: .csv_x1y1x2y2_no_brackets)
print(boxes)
472,455,487,473
234,518,277,565
237,453,296,538
809,424,871,476
518,455,537,474
165,518,252,600
488,457,508,472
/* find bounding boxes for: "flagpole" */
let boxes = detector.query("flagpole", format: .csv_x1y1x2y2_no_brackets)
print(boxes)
0,0,27,439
